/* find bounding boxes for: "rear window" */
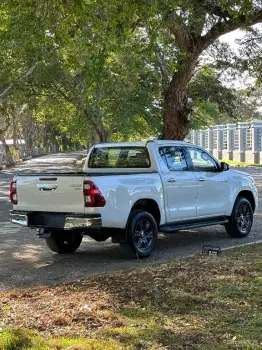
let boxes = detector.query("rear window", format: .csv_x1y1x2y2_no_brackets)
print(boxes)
88,147,151,168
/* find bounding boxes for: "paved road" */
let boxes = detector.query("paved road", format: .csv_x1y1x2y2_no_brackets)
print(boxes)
0,154,262,290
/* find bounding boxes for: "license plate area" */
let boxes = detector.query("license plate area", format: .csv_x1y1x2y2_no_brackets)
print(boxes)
28,212,66,228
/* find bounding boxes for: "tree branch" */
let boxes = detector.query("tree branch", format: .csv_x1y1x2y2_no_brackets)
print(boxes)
0,85,13,102
53,86,75,104
0,61,39,103
164,10,191,51
167,22,190,51
156,50,169,89
0,114,11,134
199,9,262,51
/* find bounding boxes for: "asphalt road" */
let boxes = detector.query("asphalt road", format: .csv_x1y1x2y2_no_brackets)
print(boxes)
0,153,262,290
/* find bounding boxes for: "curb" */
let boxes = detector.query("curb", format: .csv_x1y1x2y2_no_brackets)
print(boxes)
222,239,262,251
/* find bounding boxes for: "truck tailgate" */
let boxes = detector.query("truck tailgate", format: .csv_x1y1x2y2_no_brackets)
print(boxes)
15,175,85,213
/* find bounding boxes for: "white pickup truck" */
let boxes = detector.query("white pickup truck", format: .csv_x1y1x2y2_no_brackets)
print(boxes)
10,140,258,257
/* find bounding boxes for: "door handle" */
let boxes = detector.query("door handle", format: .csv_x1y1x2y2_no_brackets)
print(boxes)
198,178,207,182
167,178,176,183
37,184,58,191
217,179,228,182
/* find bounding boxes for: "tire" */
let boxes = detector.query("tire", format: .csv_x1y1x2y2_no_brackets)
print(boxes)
127,210,158,258
225,197,253,238
45,231,83,254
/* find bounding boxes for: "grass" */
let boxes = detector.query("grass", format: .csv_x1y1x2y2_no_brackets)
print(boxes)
1,244,262,349
0,328,120,350
220,159,262,167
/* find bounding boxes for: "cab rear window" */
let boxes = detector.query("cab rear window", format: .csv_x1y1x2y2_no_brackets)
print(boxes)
88,147,151,168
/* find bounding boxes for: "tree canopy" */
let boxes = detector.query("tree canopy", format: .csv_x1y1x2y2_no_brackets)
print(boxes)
0,0,262,160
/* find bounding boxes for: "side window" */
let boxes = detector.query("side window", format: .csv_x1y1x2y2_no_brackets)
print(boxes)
159,147,188,171
187,147,217,171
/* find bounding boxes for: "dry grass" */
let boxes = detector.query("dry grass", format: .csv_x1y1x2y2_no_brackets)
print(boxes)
1,244,262,349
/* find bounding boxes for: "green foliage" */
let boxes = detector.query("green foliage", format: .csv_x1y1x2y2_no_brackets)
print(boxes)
189,66,262,129
0,0,164,145
0,0,262,145
191,101,221,129
189,66,236,117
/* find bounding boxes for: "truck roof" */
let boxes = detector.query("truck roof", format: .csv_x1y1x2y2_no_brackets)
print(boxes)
94,140,192,148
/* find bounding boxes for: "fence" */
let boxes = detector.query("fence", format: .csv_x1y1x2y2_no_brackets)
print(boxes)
186,120,262,164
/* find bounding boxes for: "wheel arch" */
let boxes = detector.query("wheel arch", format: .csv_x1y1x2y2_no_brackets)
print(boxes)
236,190,256,212
129,198,162,227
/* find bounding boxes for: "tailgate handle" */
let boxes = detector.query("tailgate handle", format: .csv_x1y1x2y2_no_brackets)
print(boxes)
39,177,57,181
37,184,58,191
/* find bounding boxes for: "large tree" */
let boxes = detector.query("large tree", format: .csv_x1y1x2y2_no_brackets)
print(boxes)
128,0,262,139
1,0,262,144
0,0,162,144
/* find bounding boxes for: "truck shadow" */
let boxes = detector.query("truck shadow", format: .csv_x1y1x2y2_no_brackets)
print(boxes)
1,222,261,290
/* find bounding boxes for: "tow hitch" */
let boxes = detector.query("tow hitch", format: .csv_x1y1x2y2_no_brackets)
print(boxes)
37,229,52,238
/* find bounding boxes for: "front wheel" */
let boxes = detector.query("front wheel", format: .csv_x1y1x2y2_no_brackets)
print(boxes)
127,210,158,258
225,197,253,238
45,231,83,254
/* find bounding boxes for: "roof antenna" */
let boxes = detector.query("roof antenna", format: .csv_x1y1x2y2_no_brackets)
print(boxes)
157,132,163,140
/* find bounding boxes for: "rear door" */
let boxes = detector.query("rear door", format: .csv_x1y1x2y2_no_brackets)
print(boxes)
16,175,85,213
186,147,230,217
159,146,198,221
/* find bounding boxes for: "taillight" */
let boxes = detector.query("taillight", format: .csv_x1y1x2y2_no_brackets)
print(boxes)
83,180,106,207
10,180,18,205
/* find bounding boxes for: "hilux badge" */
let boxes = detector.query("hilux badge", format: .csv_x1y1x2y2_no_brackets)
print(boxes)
70,184,82,190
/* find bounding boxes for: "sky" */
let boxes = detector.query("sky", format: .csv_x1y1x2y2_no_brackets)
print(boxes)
219,26,262,111
220,28,245,44
218,27,260,89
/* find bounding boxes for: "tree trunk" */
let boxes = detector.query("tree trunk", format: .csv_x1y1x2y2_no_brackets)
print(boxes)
163,55,198,140
0,136,14,165
12,114,18,148
95,125,110,143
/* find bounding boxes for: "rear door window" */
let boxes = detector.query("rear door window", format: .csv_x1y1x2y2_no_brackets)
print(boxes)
159,147,188,171
88,147,151,168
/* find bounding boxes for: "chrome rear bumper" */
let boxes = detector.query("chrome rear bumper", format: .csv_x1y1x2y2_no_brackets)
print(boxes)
64,216,101,229
10,211,102,230
10,212,28,226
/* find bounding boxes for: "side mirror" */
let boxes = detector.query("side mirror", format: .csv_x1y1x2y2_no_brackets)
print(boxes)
220,162,229,171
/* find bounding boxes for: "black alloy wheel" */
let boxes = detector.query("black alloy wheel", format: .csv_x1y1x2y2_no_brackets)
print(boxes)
225,197,253,238
127,210,158,258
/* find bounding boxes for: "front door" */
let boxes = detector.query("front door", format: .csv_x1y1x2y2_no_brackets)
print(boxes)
159,146,198,222
186,147,230,217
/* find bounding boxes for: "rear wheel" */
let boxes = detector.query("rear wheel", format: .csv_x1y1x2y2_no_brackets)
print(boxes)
225,197,253,238
127,210,158,258
45,231,83,254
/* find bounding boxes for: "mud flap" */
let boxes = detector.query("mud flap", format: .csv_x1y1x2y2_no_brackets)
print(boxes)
111,229,127,244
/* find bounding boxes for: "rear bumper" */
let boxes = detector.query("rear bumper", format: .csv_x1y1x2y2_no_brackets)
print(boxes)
10,211,28,227
10,210,102,230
